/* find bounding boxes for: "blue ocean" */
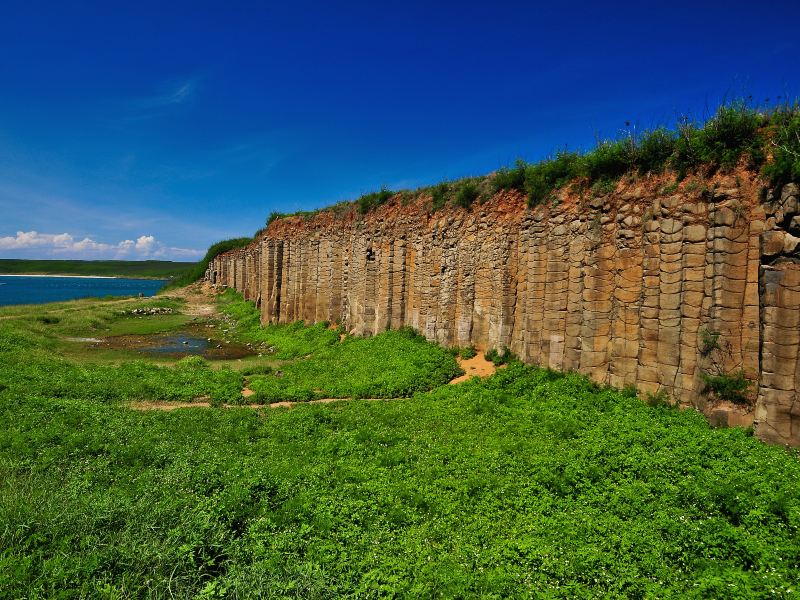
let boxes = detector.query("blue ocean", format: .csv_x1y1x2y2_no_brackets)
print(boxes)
0,276,167,307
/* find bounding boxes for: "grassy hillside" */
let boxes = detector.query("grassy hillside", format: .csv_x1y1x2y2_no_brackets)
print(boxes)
0,259,194,279
161,237,252,290
0,291,798,597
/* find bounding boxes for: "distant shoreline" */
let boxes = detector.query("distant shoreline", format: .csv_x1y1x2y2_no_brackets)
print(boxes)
0,274,168,280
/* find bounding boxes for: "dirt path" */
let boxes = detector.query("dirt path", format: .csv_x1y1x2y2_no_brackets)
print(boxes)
449,353,498,384
127,397,395,411
165,282,220,318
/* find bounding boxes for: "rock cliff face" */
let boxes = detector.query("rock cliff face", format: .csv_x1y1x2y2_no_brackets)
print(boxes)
207,172,800,447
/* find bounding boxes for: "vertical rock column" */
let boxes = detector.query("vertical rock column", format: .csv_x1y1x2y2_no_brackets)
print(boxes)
757,264,800,445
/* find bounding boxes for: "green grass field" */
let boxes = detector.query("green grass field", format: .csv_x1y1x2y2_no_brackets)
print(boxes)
0,290,799,598
0,259,194,279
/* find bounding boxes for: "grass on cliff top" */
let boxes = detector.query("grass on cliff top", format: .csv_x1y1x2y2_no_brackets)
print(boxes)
266,100,800,223
161,237,253,291
2,357,800,597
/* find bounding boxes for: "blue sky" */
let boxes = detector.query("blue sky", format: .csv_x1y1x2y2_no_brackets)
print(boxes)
0,0,797,261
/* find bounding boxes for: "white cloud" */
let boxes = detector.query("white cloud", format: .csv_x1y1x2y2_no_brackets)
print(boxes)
128,79,198,113
0,231,202,261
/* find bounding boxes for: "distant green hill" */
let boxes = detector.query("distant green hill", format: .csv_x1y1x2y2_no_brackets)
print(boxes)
0,259,195,279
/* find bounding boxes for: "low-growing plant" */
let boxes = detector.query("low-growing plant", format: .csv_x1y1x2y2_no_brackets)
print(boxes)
645,388,675,408
2,297,800,597
429,182,449,211
699,328,722,357
459,345,477,359
762,104,800,188
590,177,617,197
35,315,60,325
266,210,284,226
660,180,679,195
484,346,517,366
673,103,766,178
636,128,677,174
454,182,479,210
357,187,394,215
701,369,752,404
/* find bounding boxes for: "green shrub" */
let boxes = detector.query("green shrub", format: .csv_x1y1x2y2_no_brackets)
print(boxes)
35,315,60,325
524,151,581,207
357,187,394,215
645,388,674,408
459,345,477,359
636,128,677,174
246,327,461,403
673,103,766,177
580,137,635,182
590,177,617,197
491,160,527,193
700,328,721,357
701,370,752,404
239,364,274,376
454,182,479,210
429,182,449,211
218,289,339,359
266,211,284,226
762,105,800,187
484,346,517,366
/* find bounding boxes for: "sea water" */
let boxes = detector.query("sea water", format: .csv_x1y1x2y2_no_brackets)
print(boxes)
0,275,168,307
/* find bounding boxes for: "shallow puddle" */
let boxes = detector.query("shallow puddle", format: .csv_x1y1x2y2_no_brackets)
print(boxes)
142,333,210,356
95,329,255,360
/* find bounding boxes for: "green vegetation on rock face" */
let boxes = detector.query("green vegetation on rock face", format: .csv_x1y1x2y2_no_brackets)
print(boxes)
0,259,193,279
162,237,253,290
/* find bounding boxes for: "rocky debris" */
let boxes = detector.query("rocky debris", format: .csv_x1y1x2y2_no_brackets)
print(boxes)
125,307,174,316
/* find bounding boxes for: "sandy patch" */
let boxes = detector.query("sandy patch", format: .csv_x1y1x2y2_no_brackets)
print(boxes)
449,353,498,384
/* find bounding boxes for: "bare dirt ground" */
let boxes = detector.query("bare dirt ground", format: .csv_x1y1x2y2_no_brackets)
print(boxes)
127,397,395,411
166,281,220,318
449,353,498,384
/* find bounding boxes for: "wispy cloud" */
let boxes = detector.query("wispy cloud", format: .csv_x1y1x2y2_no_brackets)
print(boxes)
123,78,200,120
0,231,202,261
134,80,196,109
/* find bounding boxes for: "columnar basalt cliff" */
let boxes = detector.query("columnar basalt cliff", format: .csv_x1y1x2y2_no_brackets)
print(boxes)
207,172,800,447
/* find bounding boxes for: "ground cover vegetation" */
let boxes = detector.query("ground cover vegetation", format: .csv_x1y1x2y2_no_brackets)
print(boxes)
2,349,799,596
0,291,799,596
215,289,462,400
0,297,245,406
0,259,194,279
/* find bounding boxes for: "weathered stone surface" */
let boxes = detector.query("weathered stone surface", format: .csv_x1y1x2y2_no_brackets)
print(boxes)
207,175,800,447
